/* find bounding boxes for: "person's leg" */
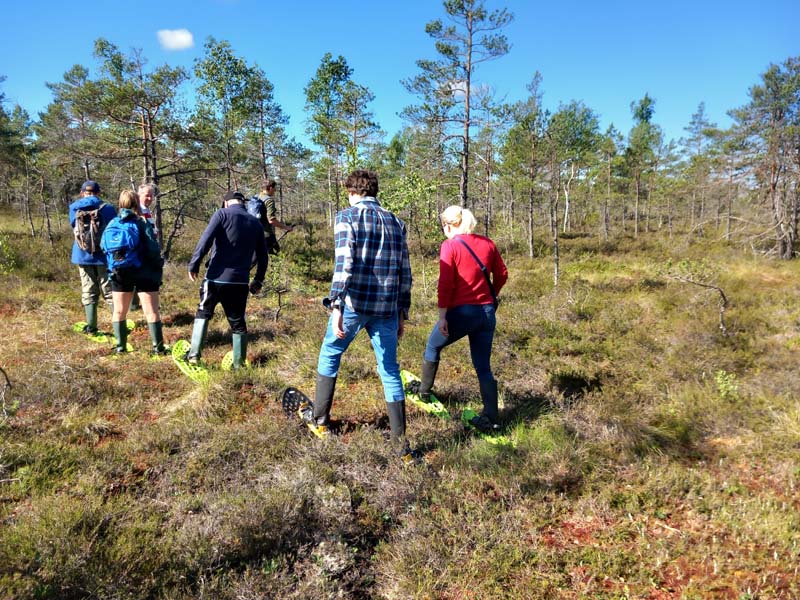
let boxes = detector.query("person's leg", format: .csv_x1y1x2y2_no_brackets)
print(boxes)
220,284,249,369
188,280,217,361
467,305,500,425
112,291,133,323
316,307,363,378
79,266,100,333
366,314,404,403
98,266,113,315
308,307,364,428
367,314,416,460
139,291,166,353
418,305,473,398
111,279,134,352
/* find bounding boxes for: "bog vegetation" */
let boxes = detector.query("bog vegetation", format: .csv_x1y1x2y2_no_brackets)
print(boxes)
0,0,799,597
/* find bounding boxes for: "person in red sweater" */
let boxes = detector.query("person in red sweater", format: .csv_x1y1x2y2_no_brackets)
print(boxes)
414,205,508,432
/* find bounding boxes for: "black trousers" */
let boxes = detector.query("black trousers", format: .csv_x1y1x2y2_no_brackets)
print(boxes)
195,280,249,334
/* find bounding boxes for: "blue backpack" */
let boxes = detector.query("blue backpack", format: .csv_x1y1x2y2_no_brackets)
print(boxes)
101,217,142,271
247,197,268,227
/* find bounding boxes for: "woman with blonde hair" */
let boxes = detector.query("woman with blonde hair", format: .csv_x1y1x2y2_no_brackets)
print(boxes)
102,189,166,354
413,205,508,432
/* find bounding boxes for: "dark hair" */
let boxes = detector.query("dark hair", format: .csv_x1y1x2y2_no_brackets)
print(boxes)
344,170,378,198
263,179,277,192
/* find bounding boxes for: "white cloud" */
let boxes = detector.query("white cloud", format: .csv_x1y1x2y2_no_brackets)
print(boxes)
157,29,195,51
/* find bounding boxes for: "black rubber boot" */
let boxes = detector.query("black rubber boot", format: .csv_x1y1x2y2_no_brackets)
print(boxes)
418,359,439,402
386,400,407,445
479,378,499,424
387,401,419,464
313,373,336,425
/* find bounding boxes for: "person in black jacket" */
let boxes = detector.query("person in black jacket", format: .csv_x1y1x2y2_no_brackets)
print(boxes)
184,190,268,369
106,190,166,354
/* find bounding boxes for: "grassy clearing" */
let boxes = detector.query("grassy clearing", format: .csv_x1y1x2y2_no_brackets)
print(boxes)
0,212,798,598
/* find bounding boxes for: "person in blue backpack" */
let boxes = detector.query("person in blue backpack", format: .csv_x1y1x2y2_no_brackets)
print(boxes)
184,190,268,369
69,180,117,334
101,190,166,355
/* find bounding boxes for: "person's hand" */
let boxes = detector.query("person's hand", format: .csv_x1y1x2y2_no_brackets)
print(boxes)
397,317,405,339
332,308,345,339
249,280,263,295
437,318,448,336
188,271,198,282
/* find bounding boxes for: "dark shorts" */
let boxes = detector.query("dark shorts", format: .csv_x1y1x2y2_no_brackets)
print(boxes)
110,269,161,293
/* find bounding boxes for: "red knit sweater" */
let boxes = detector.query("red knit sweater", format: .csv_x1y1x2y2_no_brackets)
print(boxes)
438,234,508,309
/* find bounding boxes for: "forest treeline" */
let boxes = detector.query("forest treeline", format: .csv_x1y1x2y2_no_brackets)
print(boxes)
0,1,798,266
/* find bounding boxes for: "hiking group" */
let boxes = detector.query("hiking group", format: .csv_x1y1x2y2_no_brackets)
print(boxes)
69,170,508,462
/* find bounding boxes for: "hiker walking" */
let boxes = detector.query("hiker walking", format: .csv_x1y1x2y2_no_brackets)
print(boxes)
101,190,167,355
414,206,508,433
69,180,117,334
184,191,267,370
301,170,416,462
247,179,294,257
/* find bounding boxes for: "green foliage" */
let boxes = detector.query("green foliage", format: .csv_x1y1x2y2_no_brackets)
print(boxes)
0,233,16,274
714,369,739,401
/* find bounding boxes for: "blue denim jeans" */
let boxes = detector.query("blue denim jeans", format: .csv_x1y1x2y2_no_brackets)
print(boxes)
423,304,497,382
317,307,405,403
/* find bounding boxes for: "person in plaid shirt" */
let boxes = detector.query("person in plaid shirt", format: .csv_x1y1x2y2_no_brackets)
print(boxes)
299,169,416,462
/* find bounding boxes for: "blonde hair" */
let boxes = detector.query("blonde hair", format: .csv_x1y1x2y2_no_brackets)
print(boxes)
440,205,477,234
118,190,142,216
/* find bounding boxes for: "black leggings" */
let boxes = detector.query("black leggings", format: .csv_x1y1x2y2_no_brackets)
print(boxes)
195,280,249,334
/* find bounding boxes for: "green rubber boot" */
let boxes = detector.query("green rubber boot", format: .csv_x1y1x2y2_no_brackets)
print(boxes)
83,303,98,334
112,321,128,354
232,333,247,369
187,318,209,362
148,321,167,355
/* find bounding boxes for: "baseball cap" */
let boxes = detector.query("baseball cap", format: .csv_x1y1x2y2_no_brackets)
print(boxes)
223,191,246,202
81,180,100,194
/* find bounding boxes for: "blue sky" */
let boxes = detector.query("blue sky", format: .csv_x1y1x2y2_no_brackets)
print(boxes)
1,0,797,148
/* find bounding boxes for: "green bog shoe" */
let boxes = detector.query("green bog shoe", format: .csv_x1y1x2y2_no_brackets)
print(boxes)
400,369,450,420
220,350,250,371
461,408,515,447
171,339,209,384
73,321,111,344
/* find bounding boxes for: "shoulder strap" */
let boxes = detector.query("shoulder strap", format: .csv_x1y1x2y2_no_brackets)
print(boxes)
454,236,498,307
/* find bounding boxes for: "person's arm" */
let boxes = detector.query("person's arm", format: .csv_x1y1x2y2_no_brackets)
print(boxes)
252,227,268,285
188,212,220,280
436,241,456,336
140,220,163,268
398,222,412,321
328,212,354,309
491,243,509,294
268,215,294,232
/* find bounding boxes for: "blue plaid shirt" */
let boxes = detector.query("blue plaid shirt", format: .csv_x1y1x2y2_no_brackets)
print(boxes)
328,198,412,318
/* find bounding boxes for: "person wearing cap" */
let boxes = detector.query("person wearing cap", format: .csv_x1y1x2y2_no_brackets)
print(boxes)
183,190,268,369
69,180,117,334
301,169,416,463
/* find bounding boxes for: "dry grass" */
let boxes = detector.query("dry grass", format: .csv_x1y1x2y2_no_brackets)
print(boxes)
1,213,799,598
